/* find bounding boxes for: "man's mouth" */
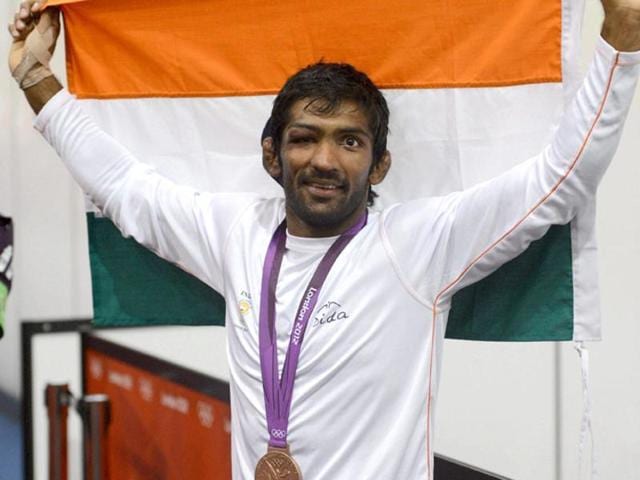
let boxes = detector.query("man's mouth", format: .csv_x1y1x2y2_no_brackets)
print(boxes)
303,180,344,197
309,182,339,190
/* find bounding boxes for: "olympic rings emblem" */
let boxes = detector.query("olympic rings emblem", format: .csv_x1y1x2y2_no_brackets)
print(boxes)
270,428,286,439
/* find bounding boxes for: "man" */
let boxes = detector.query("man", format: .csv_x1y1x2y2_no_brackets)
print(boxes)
8,1,640,478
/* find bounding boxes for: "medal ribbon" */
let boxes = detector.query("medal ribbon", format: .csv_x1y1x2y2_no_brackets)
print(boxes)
259,213,367,448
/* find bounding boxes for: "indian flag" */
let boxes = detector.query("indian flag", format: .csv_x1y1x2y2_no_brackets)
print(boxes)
48,0,597,342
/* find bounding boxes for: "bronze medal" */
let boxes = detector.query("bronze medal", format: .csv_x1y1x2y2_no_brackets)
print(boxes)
255,445,302,480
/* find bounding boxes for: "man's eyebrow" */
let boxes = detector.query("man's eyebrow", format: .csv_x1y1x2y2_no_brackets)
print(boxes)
286,123,372,138
286,122,320,132
338,127,372,139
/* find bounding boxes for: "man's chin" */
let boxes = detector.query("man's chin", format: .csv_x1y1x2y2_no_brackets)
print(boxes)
298,207,345,228
295,191,344,216
285,185,367,232
291,198,363,230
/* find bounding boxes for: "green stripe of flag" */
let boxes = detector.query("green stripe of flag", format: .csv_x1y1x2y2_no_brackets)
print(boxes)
447,223,574,341
88,214,573,341
88,214,226,328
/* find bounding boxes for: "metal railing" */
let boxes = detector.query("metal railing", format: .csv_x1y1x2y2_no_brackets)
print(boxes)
44,383,111,480
45,384,71,480
77,395,110,480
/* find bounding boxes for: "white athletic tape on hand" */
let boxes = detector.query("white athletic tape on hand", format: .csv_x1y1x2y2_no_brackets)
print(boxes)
26,14,55,66
11,12,56,89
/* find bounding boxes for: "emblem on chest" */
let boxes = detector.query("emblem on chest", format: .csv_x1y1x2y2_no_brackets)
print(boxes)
233,290,253,331
238,290,253,315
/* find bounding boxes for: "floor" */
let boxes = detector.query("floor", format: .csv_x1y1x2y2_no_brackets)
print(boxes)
0,411,23,480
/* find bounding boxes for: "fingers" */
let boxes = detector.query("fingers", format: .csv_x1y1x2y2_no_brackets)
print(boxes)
22,1,43,14
8,13,34,41
7,1,42,40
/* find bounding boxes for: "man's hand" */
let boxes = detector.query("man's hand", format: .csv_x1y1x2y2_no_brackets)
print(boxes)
601,0,640,51
8,1,62,113
8,0,60,88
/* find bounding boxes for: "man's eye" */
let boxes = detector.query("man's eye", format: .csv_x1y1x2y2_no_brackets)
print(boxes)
343,136,361,148
290,136,313,144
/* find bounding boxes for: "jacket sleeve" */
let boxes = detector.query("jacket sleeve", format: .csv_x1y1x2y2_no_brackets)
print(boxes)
382,36,640,308
34,90,258,293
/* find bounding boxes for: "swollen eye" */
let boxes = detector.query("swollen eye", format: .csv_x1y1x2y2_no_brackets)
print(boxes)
290,136,312,144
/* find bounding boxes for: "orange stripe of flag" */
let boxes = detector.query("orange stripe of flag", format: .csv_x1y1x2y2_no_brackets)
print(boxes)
59,0,562,98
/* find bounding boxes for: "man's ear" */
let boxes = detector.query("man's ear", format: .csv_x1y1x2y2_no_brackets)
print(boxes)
369,150,391,186
262,137,282,184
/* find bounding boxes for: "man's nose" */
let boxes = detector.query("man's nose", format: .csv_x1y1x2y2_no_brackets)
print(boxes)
310,140,338,171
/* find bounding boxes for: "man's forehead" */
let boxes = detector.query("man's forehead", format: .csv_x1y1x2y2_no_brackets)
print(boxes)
285,99,370,130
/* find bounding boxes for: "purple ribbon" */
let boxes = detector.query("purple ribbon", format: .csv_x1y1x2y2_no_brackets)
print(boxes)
259,213,367,448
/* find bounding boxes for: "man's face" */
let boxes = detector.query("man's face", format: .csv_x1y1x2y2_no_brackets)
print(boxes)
270,99,388,237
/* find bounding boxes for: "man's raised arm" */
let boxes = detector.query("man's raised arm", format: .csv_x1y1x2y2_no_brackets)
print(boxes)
382,1,640,305
7,1,257,294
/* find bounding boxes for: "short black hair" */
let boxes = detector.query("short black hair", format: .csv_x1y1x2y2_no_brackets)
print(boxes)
265,62,389,205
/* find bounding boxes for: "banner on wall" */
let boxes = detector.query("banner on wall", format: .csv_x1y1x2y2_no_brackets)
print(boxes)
83,334,232,477
49,0,597,341
0,215,13,340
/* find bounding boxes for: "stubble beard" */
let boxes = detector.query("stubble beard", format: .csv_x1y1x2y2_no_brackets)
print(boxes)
285,171,368,231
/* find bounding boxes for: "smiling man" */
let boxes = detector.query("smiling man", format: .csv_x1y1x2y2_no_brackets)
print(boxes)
263,63,391,237
8,0,640,478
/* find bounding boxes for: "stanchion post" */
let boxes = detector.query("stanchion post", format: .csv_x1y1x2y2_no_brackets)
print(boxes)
76,394,111,480
45,383,72,480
